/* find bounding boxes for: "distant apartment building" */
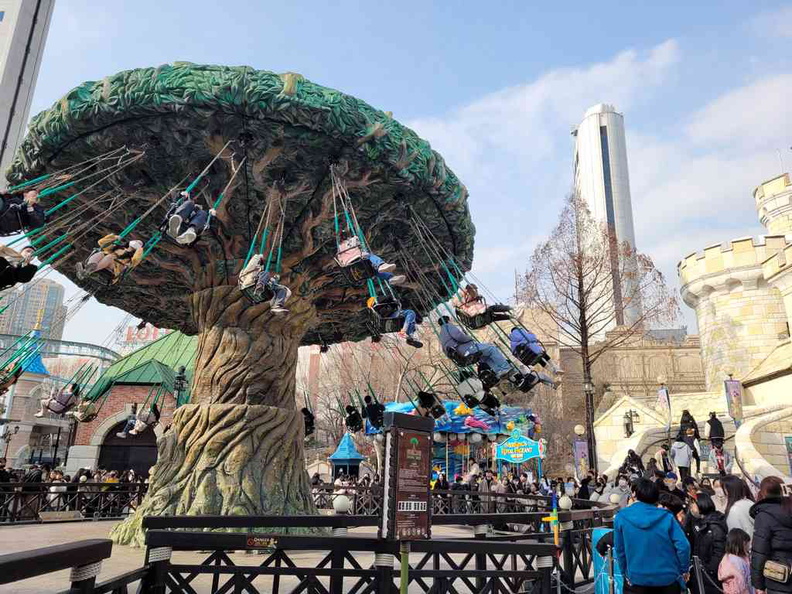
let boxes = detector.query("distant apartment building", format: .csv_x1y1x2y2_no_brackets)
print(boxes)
0,0,56,186
0,278,66,340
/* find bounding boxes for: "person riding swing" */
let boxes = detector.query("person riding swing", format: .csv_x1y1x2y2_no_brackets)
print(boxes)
164,190,216,245
35,383,80,417
0,245,38,291
345,405,364,432
76,233,144,283
66,399,98,423
335,235,406,286
0,189,47,236
366,296,423,348
509,327,563,374
238,254,291,313
451,284,511,329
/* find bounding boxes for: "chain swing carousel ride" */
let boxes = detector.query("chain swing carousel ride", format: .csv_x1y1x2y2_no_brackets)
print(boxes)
7,64,475,545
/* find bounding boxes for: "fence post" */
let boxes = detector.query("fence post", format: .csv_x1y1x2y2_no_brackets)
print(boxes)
143,546,172,594
67,559,103,594
474,524,488,590
536,547,554,594
561,530,575,590
374,552,395,594
693,556,706,594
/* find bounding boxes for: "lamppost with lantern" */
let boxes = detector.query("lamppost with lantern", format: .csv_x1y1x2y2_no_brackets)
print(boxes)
2,425,20,458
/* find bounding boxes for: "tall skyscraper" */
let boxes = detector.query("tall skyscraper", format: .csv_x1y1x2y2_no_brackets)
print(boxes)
0,0,56,187
0,278,66,340
572,103,641,327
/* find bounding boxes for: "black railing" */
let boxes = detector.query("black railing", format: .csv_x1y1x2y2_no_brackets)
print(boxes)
0,482,148,524
143,515,559,594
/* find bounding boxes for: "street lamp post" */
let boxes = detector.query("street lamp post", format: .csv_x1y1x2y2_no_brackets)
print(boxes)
583,381,598,474
2,425,20,458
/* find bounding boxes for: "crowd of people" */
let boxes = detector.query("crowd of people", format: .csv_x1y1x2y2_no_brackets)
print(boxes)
610,473,791,594
0,458,148,520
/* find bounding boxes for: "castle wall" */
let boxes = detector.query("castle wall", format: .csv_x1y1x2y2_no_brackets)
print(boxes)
679,236,789,391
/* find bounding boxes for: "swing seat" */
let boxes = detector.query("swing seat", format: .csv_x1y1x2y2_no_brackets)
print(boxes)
456,308,494,330
240,284,275,305
445,346,482,368
46,392,77,415
477,364,500,391
514,344,544,367
340,258,378,284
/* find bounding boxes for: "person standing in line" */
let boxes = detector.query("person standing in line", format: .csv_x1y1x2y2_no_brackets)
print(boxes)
708,442,733,476
614,478,691,594
718,528,754,594
688,491,728,594
750,477,792,594
722,476,755,538
706,412,725,449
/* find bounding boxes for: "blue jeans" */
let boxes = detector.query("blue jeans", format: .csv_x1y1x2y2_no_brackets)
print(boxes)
365,253,392,281
468,343,510,375
175,200,208,230
400,309,416,336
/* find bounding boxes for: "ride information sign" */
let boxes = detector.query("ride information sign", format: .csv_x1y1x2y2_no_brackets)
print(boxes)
394,430,432,540
380,412,434,541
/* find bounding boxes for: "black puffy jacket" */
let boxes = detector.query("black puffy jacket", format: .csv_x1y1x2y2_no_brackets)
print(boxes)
689,511,728,594
751,497,792,593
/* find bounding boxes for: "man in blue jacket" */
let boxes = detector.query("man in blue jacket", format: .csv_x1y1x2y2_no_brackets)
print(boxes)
613,478,690,594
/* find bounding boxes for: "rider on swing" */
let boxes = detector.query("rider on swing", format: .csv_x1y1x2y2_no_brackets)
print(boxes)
336,236,406,286
165,191,216,245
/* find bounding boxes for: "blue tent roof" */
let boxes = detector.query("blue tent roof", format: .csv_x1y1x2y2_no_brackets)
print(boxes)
364,401,535,435
329,433,365,463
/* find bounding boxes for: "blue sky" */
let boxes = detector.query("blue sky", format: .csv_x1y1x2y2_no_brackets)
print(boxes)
26,0,792,345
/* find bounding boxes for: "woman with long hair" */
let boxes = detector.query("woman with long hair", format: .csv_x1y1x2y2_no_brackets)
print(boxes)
722,475,755,538
750,476,792,594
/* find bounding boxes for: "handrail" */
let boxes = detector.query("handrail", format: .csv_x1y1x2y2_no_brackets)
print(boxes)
0,538,112,584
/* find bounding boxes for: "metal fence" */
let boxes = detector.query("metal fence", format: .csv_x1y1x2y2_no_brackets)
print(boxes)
0,482,147,524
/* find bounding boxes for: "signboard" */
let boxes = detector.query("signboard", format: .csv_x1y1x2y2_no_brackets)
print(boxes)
573,438,590,479
724,379,744,428
494,429,545,464
380,413,433,541
124,325,172,345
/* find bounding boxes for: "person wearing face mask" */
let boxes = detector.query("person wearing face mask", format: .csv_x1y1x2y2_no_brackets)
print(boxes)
712,479,728,513
610,475,632,508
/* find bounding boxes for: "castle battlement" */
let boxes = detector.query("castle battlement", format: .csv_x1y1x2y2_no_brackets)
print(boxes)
755,173,792,235
678,235,790,294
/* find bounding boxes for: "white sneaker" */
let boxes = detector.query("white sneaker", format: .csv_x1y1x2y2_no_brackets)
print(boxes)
378,263,396,274
389,275,406,286
75,262,85,280
271,306,289,314
129,429,138,436
177,227,197,245
34,412,44,418
116,432,127,439
168,215,182,238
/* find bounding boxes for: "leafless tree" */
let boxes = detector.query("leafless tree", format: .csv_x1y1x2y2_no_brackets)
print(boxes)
519,193,679,471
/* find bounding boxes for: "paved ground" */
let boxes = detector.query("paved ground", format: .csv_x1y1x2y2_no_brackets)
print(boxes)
0,521,473,593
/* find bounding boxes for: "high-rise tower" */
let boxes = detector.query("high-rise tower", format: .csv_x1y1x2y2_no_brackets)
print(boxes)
572,103,641,327
0,0,56,186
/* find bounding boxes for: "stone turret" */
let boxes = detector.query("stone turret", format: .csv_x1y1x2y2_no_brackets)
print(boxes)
678,236,788,391
755,173,792,235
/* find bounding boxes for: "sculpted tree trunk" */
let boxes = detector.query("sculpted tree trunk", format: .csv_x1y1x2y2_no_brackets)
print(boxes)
111,285,319,546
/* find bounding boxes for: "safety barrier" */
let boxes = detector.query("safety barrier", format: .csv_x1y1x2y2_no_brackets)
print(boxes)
0,481,147,524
